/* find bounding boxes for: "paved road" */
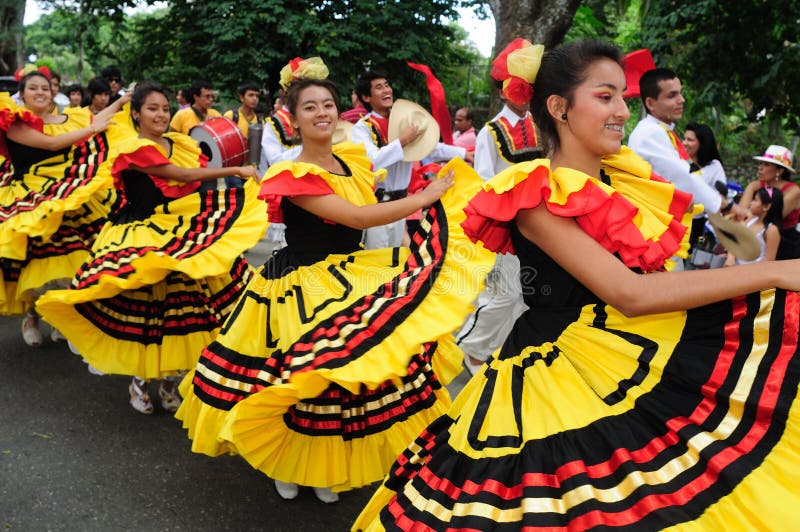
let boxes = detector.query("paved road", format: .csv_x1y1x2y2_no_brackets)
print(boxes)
0,239,471,530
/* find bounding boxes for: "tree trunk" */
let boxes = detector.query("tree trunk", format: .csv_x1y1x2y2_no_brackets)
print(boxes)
487,0,581,112
0,0,26,75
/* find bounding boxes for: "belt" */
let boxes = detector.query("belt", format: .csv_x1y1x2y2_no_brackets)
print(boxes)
375,189,408,202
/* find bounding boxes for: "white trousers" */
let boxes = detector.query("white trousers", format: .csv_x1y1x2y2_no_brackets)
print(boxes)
364,219,406,249
456,252,526,362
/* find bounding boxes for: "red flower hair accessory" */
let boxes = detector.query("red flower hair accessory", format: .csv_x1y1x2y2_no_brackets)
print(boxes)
490,38,544,106
13,64,51,82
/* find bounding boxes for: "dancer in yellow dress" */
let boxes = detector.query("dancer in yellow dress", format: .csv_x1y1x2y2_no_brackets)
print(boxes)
0,72,127,344
176,74,493,503
36,82,266,415
355,39,800,531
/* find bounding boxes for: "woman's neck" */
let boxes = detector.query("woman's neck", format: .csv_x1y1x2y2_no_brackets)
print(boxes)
296,141,340,172
138,130,167,147
550,148,601,178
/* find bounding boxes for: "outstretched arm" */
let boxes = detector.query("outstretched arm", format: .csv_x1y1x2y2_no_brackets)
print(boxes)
517,204,800,317
133,163,260,183
288,172,453,230
6,93,131,152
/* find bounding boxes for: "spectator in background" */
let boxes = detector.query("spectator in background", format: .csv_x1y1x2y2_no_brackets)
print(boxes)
83,77,111,115
101,65,125,105
176,87,190,110
683,122,726,187
64,84,84,108
223,81,262,138
169,80,221,134
271,93,283,116
452,107,476,152
48,71,70,112
339,90,367,124
739,144,800,259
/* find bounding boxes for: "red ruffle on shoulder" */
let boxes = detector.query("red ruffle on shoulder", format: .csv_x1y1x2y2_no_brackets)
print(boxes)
111,136,203,200
257,142,378,224
462,147,696,273
258,171,335,224
0,100,45,157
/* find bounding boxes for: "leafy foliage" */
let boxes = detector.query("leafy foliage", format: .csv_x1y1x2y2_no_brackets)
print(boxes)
118,0,469,110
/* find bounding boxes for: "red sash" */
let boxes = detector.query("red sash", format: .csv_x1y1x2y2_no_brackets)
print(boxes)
364,115,389,147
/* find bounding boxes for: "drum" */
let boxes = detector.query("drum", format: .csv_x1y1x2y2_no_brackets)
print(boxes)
189,116,248,168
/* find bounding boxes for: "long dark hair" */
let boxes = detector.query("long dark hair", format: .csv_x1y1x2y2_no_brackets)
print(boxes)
531,39,623,153
685,122,723,167
755,187,784,229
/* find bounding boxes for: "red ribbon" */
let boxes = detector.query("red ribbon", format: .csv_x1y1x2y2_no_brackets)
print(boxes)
668,129,690,160
406,61,452,145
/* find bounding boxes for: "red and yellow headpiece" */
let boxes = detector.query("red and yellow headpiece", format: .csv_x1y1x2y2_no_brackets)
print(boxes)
14,64,51,82
490,38,544,106
279,56,329,90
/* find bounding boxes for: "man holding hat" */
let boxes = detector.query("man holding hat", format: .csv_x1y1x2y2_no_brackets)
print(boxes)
457,38,544,377
352,70,468,249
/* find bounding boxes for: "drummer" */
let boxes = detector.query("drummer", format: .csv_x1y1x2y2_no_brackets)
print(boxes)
223,81,263,138
169,79,221,134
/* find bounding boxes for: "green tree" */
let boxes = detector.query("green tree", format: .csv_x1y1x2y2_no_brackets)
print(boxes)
1,0,26,75
116,0,467,112
37,0,144,82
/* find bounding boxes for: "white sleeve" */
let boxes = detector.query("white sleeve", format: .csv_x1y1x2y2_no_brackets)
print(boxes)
629,131,721,214
428,143,466,162
351,120,405,170
259,125,289,172
473,126,497,181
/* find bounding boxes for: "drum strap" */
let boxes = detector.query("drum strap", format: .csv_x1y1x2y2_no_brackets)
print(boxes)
191,106,206,122
232,108,263,125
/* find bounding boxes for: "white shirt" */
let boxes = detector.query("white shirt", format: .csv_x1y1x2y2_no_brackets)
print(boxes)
258,106,301,172
352,110,465,191
628,114,721,214
693,159,727,188
473,105,531,181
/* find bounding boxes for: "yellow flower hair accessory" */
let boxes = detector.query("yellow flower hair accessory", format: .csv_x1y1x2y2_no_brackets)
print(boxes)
490,38,545,106
279,57,330,90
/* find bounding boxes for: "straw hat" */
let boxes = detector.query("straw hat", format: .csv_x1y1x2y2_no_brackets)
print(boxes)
752,145,796,173
708,214,762,261
332,119,353,145
388,99,440,162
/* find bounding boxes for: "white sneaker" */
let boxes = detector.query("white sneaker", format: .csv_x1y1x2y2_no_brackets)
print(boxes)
84,360,105,376
274,480,299,500
50,328,66,342
21,313,43,347
312,486,339,504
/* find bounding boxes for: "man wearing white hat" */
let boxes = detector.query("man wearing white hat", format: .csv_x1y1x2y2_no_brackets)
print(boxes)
352,69,468,249
457,38,544,376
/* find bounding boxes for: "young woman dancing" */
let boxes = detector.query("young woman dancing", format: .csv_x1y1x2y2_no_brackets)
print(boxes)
177,75,493,504
355,39,800,531
36,82,266,415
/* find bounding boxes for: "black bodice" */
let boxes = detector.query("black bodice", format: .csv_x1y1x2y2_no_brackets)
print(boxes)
113,168,168,223
510,222,602,310
5,138,68,180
